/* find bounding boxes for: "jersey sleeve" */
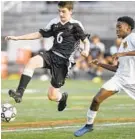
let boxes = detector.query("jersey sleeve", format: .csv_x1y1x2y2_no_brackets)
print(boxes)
39,18,57,38
73,23,87,41
39,28,53,38
77,21,85,31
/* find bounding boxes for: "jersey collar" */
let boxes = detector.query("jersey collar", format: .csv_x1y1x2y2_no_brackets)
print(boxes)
59,17,73,25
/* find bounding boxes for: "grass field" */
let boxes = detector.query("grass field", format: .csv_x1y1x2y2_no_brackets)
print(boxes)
1,79,135,139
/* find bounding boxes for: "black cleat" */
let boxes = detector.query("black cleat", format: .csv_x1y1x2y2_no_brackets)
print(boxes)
8,89,22,103
58,92,68,111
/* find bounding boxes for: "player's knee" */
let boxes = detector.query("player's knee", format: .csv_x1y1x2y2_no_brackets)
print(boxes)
48,94,57,101
92,96,101,105
47,87,57,101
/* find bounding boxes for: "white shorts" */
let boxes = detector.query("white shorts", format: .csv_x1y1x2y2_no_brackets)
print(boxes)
102,76,135,100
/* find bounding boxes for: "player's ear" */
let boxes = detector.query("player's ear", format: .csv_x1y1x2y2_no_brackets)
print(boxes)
128,25,132,32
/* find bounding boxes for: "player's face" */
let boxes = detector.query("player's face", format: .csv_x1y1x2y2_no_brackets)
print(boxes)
116,22,131,38
58,7,72,23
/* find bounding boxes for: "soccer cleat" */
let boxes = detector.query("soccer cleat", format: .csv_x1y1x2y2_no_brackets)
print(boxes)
8,89,22,103
74,124,93,137
58,92,68,111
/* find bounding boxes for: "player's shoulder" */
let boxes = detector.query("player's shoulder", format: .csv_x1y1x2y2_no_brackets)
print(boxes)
127,32,135,40
70,18,82,24
49,17,60,24
130,32,135,38
70,18,84,30
126,33,135,46
45,17,60,29
123,32,135,49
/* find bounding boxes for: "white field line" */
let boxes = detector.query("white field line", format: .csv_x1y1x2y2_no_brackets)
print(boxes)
1,89,41,93
2,122,135,133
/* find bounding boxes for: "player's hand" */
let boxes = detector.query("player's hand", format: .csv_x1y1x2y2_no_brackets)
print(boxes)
81,50,89,57
89,59,99,65
5,36,19,41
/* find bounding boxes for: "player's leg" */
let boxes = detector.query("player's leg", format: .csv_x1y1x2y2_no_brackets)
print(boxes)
9,55,44,103
74,77,121,137
74,89,116,137
47,63,68,111
48,86,62,101
47,85,68,111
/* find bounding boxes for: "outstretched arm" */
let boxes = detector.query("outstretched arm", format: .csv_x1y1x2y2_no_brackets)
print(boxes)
5,32,42,41
124,51,135,56
89,59,119,72
112,51,135,60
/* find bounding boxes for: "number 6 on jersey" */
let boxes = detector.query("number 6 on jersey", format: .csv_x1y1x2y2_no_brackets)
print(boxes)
57,32,63,43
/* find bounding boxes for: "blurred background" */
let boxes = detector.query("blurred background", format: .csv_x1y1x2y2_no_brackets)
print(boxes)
1,1,135,82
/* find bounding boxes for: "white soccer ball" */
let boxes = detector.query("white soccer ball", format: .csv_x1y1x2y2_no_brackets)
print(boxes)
1,103,17,122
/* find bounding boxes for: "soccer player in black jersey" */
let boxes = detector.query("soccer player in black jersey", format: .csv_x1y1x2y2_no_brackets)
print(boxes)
5,1,90,111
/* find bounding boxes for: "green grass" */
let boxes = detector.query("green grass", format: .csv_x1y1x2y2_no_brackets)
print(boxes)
1,79,135,139
2,124,135,139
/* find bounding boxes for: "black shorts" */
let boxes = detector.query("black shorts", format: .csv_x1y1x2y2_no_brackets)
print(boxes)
39,50,69,88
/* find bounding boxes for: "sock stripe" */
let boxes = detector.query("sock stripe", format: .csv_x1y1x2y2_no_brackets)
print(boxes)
23,69,34,77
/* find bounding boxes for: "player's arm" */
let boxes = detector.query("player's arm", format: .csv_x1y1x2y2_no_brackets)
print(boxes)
74,23,90,57
5,32,42,41
5,19,55,41
81,37,90,57
5,29,54,41
39,28,53,38
89,59,119,72
112,51,135,60
123,51,135,56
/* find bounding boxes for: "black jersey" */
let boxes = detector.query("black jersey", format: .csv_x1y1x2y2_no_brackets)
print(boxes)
39,18,87,59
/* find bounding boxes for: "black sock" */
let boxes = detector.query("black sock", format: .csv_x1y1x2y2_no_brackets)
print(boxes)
17,74,31,96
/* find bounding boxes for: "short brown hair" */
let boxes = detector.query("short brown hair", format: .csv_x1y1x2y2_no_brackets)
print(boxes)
58,1,74,10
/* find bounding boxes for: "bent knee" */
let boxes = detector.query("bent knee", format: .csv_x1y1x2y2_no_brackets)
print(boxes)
92,97,102,104
48,94,57,101
47,87,58,101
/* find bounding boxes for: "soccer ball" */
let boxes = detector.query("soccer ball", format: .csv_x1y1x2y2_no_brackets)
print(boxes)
1,103,17,122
